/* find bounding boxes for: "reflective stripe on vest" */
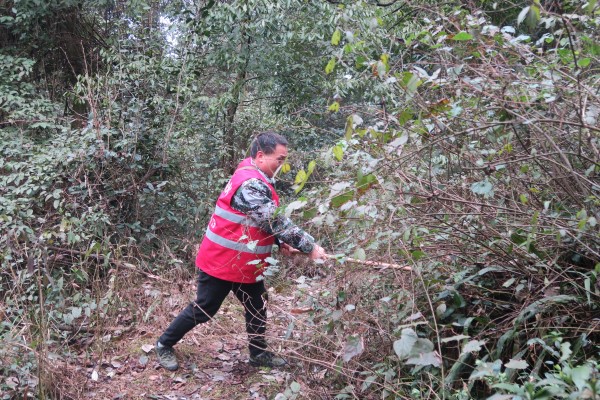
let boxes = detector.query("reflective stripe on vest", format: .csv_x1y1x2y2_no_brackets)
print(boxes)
213,205,260,228
204,227,273,254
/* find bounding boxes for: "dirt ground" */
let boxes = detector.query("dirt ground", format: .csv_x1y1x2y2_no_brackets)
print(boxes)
47,267,331,400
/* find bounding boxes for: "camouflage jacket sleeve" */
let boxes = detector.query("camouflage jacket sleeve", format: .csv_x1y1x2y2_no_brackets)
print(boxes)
230,178,315,254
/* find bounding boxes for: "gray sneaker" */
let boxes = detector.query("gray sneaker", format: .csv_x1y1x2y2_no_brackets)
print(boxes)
155,342,179,371
249,351,287,368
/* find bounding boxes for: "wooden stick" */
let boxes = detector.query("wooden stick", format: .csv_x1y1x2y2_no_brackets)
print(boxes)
326,254,412,271
288,250,411,271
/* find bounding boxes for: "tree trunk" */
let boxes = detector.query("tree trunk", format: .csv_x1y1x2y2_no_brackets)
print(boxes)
221,5,251,174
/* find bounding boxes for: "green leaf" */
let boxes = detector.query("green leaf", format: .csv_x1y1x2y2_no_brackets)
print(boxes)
578,58,591,68
492,383,525,395
345,115,354,139
393,328,434,361
333,145,344,161
502,278,515,288
461,339,486,355
294,169,307,185
331,29,342,46
411,250,425,261
435,303,446,318
511,232,527,245
328,101,340,112
519,194,528,204
376,60,387,77
356,172,377,191
71,307,82,319
398,110,413,125
401,72,422,94
342,335,364,362
284,200,307,217
352,248,366,261
504,359,528,369
411,337,434,354
265,256,278,265
380,53,389,71
325,58,336,74
355,55,367,69
529,4,541,28
518,6,531,25
586,0,597,14
571,365,592,391
307,160,316,175
361,375,377,392
393,328,418,359
469,360,502,380
290,381,301,393
331,191,354,208
471,180,493,196
452,32,473,41
406,351,442,367
559,341,572,362
585,277,592,305
294,168,310,194
518,4,540,28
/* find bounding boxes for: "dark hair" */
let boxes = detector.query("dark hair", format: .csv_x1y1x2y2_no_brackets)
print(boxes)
250,131,288,157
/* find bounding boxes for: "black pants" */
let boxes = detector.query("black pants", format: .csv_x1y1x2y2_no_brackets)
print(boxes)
158,270,268,356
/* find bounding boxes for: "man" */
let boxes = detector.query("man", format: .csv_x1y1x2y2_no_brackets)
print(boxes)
155,132,326,371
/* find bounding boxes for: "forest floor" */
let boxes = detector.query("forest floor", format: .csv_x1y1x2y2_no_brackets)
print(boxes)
52,262,334,400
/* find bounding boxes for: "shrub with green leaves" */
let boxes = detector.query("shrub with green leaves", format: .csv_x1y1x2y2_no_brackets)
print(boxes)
281,1,600,398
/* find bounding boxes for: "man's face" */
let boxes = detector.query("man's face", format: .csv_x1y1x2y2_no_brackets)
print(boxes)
257,144,288,178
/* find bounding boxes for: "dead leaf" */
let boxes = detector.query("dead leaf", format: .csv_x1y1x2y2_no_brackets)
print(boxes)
5,377,19,389
141,344,154,353
290,308,312,315
404,312,423,322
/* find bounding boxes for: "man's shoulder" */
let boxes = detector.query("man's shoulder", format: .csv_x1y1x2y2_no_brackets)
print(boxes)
239,177,271,193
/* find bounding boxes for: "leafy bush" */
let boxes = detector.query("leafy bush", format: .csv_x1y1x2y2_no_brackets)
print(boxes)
280,1,599,398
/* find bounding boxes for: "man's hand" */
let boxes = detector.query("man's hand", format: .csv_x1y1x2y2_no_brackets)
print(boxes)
309,244,327,261
280,243,328,261
279,243,300,257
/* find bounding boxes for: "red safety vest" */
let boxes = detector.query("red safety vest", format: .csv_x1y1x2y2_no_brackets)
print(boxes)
196,158,280,283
